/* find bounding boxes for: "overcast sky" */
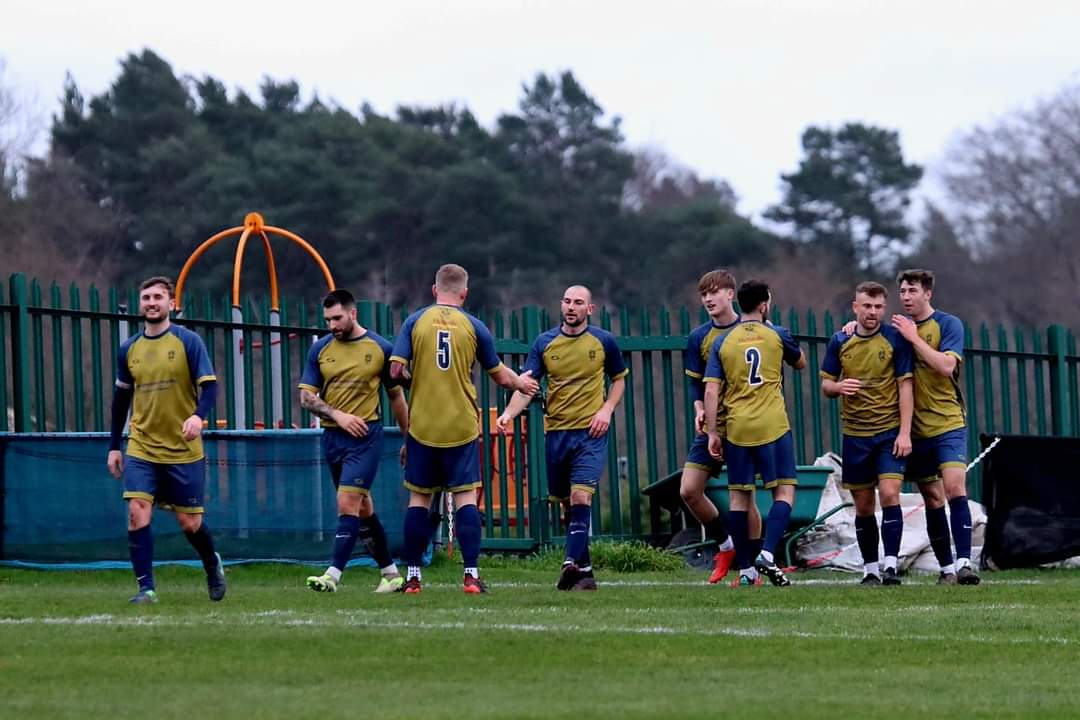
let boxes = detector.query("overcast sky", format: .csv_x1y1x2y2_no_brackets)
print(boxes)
3,0,1079,218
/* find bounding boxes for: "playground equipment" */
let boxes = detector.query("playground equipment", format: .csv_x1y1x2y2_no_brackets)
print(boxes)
174,213,335,429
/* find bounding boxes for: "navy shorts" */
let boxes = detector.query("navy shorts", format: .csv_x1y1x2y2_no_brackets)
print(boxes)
546,429,607,501
684,432,723,478
123,456,207,513
404,435,481,494
723,431,798,491
323,423,383,495
906,427,968,483
841,428,906,490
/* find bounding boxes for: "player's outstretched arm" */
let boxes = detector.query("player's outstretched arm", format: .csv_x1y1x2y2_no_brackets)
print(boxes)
495,391,533,434
894,377,914,458
491,367,539,395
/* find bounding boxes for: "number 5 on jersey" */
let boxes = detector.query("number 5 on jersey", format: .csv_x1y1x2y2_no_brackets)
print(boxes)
436,330,452,371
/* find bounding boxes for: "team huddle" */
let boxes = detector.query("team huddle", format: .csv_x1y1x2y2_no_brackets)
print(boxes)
107,263,976,603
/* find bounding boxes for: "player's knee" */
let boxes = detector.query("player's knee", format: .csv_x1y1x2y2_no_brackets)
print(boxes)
337,491,364,517
175,512,202,533
773,484,795,504
452,489,478,509
569,489,593,506
679,482,703,504
852,489,876,516
408,491,433,510
127,500,151,530
919,481,946,508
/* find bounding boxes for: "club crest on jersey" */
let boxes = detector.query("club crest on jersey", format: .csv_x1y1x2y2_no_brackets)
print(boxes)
365,353,373,363
878,350,886,361
168,350,176,361
589,350,596,360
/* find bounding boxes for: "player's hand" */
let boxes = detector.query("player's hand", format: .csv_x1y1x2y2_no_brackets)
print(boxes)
516,370,539,395
835,378,863,396
694,406,707,435
588,406,613,438
893,432,912,458
107,450,124,479
891,314,918,342
495,412,514,435
399,443,407,467
181,415,204,441
707,432,724,460
333,410,369,437
841,320,857,336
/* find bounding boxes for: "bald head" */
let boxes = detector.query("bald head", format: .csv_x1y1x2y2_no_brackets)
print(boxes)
560,285,594,332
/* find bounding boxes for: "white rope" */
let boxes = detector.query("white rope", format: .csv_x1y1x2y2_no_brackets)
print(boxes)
967,435,1001,473
445,491,455,558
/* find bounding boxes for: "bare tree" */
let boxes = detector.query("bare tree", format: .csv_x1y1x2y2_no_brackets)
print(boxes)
942,82,1080,327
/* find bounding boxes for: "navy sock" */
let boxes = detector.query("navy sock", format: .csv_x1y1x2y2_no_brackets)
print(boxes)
729,510,750,570
359,514,394,569
762,500,793,555
455,504,483,570
881,504,903,559
704,513,730,544
331,515,361,571
128,525,154,591
949,496,973,561
579,544,592,571
926,505,954,568
748,536,763,560
854,514,880,564
183,522,219,573
565,504,592,565
403,506,430,568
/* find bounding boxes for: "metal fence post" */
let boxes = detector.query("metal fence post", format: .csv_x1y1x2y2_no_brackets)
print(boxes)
9,274,32,432
1048,324,1071,437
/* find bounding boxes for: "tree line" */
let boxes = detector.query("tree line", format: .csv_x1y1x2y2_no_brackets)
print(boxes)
2,49,1079,329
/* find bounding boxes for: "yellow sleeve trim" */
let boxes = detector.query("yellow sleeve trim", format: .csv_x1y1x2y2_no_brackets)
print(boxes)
486,362,507,376
388,355,409,366
685,370,703,380
703,376,722,384
896,372,913,381
819,371,838,381
196,375,217,385
610,369,629,381
297,383,320,393
945,350,963,364
387,385,404,396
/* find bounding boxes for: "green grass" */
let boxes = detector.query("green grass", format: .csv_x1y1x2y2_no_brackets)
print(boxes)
2,556,1079,720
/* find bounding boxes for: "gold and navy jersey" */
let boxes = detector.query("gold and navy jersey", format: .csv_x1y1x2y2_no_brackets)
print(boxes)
684,317,740,437
523,326,629,431
910,310,966,439
298,330,400,427
820,326,914,437
115,324,216,464
704,321,802,447
390,304,505,448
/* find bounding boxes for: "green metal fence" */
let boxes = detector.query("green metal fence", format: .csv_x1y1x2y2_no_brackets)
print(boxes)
4,272,1080,552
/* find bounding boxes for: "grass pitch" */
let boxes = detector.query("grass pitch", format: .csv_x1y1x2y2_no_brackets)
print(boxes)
2,555,1079,719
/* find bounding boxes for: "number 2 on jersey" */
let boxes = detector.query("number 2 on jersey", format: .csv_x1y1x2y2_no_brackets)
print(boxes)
436,330,452,371
745,346,763,386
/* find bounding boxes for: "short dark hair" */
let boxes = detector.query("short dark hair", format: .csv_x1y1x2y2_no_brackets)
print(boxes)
896,268,934,291
322,289,356,309
697,269,736,295
139,276,174,297
855,281,888,299
736,279,770,314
